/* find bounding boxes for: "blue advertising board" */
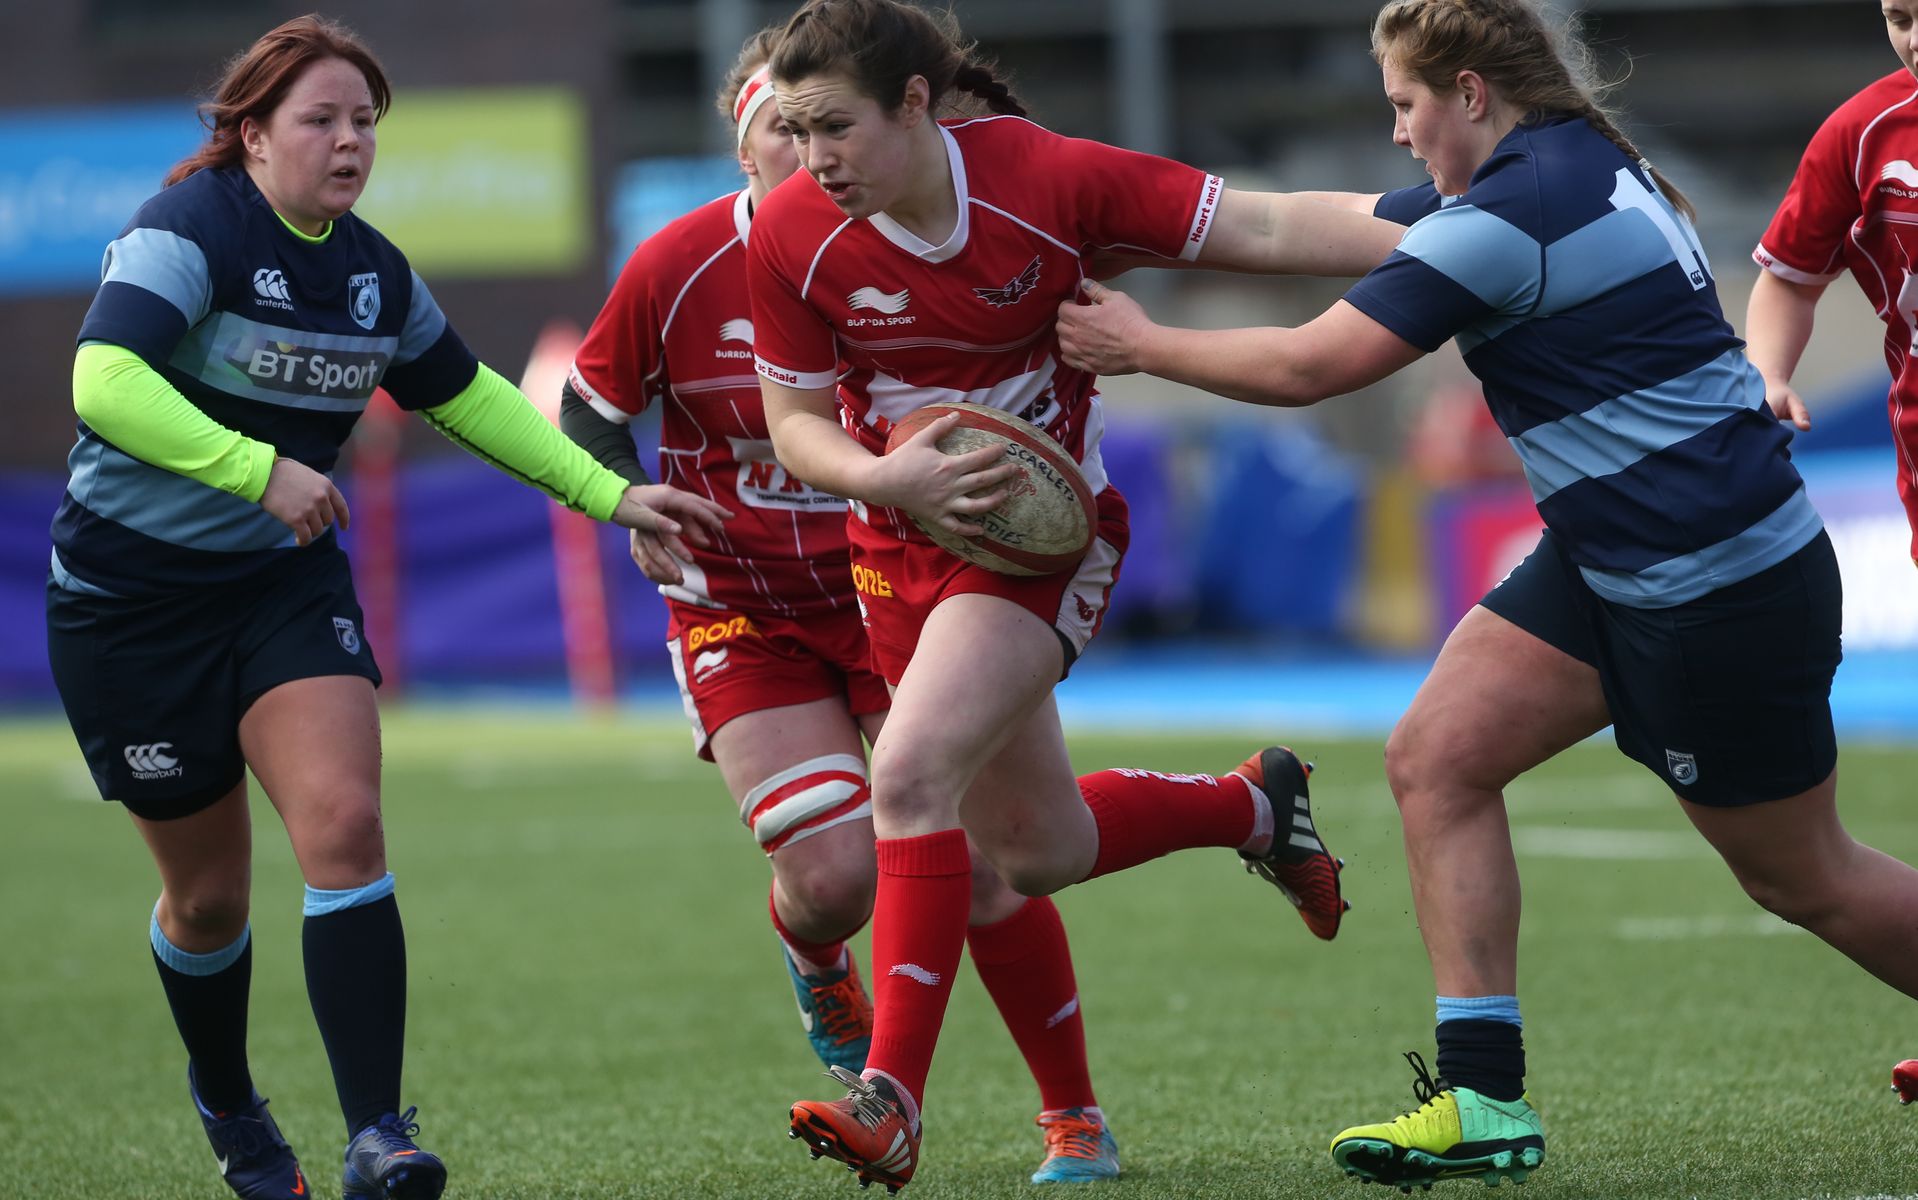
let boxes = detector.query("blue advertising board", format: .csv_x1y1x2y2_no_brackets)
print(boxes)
0,103,202,296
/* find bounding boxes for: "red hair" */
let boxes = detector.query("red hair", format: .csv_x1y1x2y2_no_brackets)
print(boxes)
164,14,391,188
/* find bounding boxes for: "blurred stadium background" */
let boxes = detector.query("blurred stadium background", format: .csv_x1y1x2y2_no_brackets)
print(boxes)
6,4,1918,1198
4,0,1914,721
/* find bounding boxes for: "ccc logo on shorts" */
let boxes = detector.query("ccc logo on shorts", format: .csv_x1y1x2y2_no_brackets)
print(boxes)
123,742,184,780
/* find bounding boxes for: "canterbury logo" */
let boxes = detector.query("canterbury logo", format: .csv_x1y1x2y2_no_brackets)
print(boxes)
123,742,179,772
871,1131,914,1173
848,286,910,314
1884,160,1918,188
719,318,754,344
887,963,941,985
252,268,291,302
974,255,1042,307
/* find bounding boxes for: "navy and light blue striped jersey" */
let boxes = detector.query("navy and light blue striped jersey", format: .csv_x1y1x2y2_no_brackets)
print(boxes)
1350,115,1820,608
53,166,480,597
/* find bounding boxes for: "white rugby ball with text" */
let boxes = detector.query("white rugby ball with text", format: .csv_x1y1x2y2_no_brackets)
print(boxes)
882,402,1096,576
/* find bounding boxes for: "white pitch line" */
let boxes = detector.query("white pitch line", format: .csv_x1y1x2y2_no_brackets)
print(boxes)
1511,826,1710,860
1615,914,1805,941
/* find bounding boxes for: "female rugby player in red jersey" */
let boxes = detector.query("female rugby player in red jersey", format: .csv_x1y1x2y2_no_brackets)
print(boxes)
744,0,1404,1190
562,26,1131,1184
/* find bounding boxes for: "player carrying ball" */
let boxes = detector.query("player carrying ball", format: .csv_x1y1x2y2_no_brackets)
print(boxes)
746,0,1403,1191
562,26,1129,1185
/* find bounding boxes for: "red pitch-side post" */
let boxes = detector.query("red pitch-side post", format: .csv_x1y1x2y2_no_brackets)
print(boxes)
356,388,406,696
523,319,618,708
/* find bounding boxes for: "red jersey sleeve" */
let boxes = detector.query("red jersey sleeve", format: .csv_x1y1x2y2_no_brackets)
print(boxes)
1051,133,1222,263
570,239,670,423
747,204,841,391
1754,98,1861,284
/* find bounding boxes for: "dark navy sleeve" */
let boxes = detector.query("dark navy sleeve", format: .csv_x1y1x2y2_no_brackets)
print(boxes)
1343,201,1543,353
77,176,235,364
378,268,481,410
1374,184,1444,227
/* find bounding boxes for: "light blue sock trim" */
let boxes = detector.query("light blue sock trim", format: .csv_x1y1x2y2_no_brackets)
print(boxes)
150,908,250,976
303,872,395,917
1436,994,1522,1028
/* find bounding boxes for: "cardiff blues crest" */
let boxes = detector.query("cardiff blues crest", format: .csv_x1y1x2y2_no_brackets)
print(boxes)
348,272,381,330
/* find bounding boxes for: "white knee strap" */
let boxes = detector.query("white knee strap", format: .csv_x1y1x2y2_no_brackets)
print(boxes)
741,753,872,853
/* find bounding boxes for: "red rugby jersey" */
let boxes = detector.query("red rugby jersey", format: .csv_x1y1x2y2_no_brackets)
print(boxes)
570,188,853,615
1755,69,1918,556
748,115,1221,541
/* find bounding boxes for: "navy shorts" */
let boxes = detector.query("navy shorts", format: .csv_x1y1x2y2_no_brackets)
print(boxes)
45,544,381,821
1478,529,1841,806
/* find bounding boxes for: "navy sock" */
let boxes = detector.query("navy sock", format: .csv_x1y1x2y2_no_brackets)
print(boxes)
1435,1018,1526,1102
303,877,405,1135
151,917,254,1112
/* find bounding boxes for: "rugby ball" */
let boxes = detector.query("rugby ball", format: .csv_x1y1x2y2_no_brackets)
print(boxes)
882,402,1096,576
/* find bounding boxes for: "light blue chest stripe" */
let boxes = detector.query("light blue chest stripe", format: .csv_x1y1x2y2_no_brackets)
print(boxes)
1538,208,1687,313
394,269,448,366
1399,204,1541,312
66,438,299,553
102,228,212,325
171,310,397,412
1512,349,1766,502
1580,487,1823,608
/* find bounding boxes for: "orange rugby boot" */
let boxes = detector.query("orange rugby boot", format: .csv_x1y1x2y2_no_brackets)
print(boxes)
790,1066,920,1194
1233,746,1348,941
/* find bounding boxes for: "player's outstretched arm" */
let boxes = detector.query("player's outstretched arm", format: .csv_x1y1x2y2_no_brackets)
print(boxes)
421,364,731,552
1197,190,1404,278
1744,270,1825,431
1056,279,1424,407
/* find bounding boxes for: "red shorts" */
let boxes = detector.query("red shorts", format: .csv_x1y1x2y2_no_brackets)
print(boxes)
665,597,889,760
849,486,1130,686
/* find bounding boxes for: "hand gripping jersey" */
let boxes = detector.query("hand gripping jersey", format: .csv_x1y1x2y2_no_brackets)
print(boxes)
570,189,852,616
746,115,1222,543
55,166,480,597
1755,69,1918,560
1355,116,1820,608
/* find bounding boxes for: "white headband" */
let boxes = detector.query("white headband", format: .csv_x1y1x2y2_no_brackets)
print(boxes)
733,66,776,150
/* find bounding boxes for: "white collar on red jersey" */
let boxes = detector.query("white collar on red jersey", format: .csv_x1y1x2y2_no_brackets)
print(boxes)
868,125,970,264
733,186,753,244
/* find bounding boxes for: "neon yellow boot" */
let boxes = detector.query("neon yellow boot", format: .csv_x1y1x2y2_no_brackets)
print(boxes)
1331,1053,1544,1192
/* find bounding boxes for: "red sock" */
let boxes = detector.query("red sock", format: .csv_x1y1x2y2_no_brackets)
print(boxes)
968,897,1095,1112
866,829,972,1118
1078,767,1258,881
768,885,853,977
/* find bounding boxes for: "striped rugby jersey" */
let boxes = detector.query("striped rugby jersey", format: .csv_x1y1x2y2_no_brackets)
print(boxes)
54,166,480,597
1350,115,1820,608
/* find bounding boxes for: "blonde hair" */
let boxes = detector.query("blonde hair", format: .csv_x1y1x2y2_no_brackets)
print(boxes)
714,23,783,122
1372,0,1694,220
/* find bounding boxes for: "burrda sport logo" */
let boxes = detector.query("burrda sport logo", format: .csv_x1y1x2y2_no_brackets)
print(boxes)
847,286,910,314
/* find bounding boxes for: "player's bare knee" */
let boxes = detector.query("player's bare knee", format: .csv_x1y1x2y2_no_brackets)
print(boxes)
776,859,876,933
1731,863,1844,930
290,793,386,878
164,884,250,939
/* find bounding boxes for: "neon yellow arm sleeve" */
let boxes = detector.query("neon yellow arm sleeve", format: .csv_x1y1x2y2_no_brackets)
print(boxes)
71,342,278,503
420,364,628,522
